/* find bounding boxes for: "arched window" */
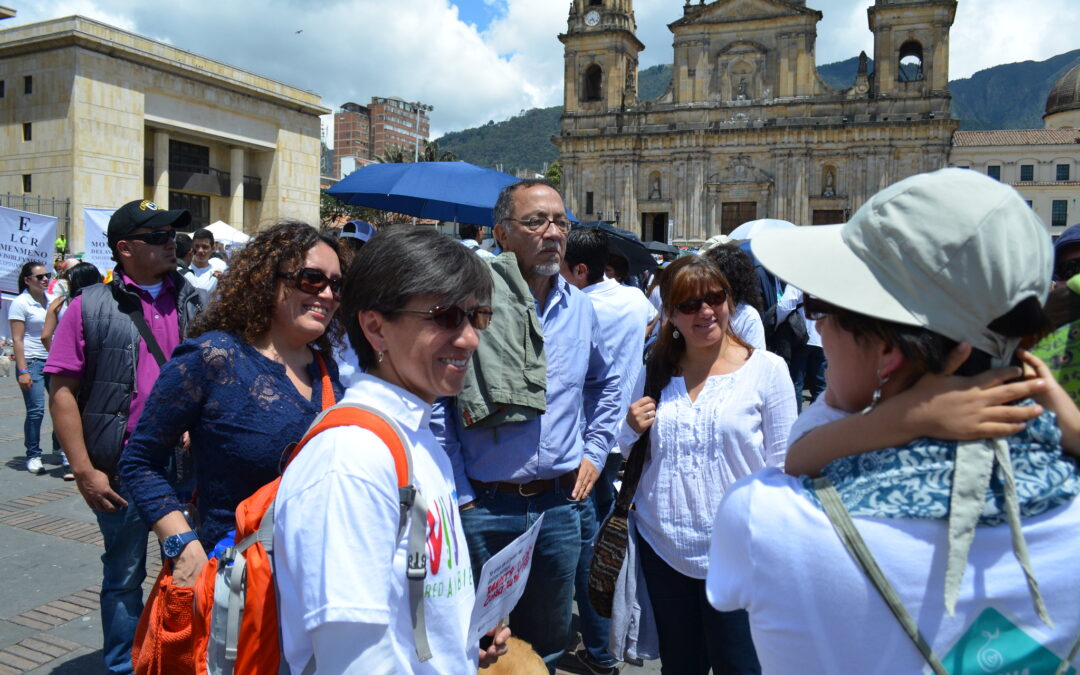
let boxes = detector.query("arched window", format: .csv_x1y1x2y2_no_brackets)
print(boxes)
898,40,924,82
583,64,603,102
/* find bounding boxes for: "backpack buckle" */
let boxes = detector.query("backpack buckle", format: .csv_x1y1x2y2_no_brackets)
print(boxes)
407,552,427,580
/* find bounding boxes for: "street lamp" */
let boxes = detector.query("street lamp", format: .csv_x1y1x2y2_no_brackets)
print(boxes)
410,101,434,163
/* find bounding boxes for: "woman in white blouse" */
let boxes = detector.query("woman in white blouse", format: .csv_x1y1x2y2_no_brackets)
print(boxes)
624,254,797,673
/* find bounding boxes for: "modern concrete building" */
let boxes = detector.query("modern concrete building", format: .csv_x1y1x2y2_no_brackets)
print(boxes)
0,15,329,243
949,63,1080,234
556,0,958,244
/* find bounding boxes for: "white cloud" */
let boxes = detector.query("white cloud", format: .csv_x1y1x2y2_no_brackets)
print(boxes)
3,0,1077,141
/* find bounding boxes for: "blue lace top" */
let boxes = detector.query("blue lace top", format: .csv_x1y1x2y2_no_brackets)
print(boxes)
118,331,343,553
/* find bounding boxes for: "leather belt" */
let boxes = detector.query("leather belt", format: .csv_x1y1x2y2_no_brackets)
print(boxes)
470,470,577,498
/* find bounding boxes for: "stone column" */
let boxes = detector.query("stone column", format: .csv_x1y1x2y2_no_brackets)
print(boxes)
230,147,245,229
153,130,169,207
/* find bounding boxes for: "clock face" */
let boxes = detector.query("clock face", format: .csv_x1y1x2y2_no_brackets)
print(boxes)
585,10,600,26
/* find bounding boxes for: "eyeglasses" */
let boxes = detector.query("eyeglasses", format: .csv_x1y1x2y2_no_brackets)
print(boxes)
1055,258,1080,282
675,291,727,315
505,216,574,234
28,273,51,282
802,295,839,321
394,305,494,330
124,230,176,246
277,268,343,298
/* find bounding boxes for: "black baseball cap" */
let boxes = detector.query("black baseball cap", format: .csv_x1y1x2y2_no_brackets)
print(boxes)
108,200,191,244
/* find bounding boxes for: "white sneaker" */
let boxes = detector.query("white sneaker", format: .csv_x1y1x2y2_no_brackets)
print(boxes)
26,457,44,475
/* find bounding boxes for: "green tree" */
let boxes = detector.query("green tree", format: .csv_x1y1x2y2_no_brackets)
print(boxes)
544,161,561,191
421,140,457,162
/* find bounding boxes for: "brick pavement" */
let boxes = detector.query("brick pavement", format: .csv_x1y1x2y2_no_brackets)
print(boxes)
0,385,660,673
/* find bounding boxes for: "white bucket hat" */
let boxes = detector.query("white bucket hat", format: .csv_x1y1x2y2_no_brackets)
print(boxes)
754,167,1057,626
752,167,1051,363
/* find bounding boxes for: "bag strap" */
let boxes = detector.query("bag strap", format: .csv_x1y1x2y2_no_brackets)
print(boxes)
278,401,433,662
111,282,168,366
812,476,948,675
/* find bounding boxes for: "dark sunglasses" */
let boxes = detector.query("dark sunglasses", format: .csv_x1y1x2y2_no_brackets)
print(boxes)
1055,258,1080,282
124,229,176,246
28,272,51,282
278,268,343,297
394,304,494,330
802,295,839,321
675,291,727,315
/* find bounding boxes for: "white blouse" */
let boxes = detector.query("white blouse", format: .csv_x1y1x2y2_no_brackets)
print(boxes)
621,349,797,579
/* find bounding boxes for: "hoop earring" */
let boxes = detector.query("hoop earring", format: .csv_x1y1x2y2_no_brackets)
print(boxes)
861,370,890,415
672,329,681,339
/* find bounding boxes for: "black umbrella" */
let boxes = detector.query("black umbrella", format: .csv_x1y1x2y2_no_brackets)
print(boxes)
577,221,658,278
644,240,679,256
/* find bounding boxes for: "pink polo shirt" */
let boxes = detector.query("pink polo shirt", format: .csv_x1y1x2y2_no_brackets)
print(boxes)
44,272,182,441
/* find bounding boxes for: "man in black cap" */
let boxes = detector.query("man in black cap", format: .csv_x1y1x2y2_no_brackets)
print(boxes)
45,200,207,674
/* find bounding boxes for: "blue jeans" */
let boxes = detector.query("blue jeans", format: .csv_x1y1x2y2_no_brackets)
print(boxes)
93,483,148,674
574,455,622,668
20,358,59,458
462,483,585,673
789,345,826,412
638,535,760,674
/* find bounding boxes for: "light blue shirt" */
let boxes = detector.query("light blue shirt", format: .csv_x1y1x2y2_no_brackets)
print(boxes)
431,274,621,504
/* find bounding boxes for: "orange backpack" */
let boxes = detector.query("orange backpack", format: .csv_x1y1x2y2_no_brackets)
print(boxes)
134,401,432,675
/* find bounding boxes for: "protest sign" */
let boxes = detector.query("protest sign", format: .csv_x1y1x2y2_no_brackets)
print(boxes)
82,208,115,275
467,512,544,646
0,206,56,295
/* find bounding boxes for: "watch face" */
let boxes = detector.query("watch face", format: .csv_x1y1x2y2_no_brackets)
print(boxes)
163,537,183,558
585,10,600,26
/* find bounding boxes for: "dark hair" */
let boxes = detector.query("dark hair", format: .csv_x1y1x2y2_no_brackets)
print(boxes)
66,262,102,300
459,223,482,241
818,296,1049,381
17,261,45,294
565,228,608,284
703,244,764,313
493,178,559,227
192,228,214,245
341,228,493,371
189,221,344,352
175,232,193,259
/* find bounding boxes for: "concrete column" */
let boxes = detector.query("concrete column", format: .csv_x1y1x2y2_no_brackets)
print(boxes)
230,147,245,229
153,130,169,207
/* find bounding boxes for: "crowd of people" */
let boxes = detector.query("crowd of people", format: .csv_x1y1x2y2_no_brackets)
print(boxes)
6,167,1080,675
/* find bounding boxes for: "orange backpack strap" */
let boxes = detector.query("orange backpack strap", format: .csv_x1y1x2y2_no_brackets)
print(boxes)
284,404,410,487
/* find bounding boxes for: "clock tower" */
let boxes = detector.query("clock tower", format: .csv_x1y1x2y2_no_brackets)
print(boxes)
559,0,644,115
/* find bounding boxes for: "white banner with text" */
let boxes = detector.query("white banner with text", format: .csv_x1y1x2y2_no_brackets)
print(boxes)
82,208,115,276
0,206,57,295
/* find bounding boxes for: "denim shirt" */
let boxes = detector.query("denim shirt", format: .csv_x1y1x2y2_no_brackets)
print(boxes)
431,274,621,505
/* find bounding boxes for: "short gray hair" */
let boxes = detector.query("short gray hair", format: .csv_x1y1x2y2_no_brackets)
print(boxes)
492,178,560,227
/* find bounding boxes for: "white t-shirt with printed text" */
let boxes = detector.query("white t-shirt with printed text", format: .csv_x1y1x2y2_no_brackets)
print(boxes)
274,373,476,674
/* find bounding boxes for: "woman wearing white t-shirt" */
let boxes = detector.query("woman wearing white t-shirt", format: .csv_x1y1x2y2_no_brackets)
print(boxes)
8,260,59,475
623,254,796,673
273,228,510,674
707,169,1080,673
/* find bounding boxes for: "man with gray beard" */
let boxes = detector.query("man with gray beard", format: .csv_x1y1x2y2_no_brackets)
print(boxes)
432,179,621,672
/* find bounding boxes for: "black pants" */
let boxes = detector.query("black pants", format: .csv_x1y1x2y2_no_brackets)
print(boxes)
638,534,761,675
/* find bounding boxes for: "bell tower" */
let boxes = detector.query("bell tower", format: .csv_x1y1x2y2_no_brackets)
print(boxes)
559,0,644,115
868,0,956,99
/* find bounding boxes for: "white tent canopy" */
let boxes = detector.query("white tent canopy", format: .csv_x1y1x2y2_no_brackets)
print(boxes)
205,220,250,244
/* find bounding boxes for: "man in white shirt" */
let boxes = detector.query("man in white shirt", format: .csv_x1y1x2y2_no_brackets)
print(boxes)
183,228,227,293
561,226,657,674
459,223,494,259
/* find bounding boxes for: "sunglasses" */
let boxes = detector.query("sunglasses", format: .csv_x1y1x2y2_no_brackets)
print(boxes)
28,272,51,282
394,304,494,330
124,229,177,246
278,268,343,297
802,295,840,321
675,291,727,315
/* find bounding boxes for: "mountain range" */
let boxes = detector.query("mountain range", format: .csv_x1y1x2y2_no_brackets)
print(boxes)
437,49,1080,175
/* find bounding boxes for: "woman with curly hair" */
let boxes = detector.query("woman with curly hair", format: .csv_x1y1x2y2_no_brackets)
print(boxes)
703,244,766,350
118,221,345,587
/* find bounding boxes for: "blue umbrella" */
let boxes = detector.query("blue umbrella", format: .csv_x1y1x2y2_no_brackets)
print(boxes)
328,161,534,226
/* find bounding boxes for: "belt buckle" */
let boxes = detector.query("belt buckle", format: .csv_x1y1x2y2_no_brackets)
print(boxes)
517,481,541,498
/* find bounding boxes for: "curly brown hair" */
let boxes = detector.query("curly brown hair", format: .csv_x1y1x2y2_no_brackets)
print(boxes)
188,221,345,352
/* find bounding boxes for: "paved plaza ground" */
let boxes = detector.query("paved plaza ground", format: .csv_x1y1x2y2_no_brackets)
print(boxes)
0,383,661,674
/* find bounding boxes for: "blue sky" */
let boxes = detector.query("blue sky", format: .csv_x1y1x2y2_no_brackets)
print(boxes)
8,1,1080,139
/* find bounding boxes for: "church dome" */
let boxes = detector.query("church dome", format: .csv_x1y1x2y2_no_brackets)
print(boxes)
1045,63,1080,117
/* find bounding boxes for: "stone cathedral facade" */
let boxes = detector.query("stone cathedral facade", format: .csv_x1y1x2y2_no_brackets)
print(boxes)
555,0,959,244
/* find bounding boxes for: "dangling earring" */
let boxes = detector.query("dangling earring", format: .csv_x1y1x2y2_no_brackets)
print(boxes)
377,350,385,364
673,328,681,339
861,369,889,415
